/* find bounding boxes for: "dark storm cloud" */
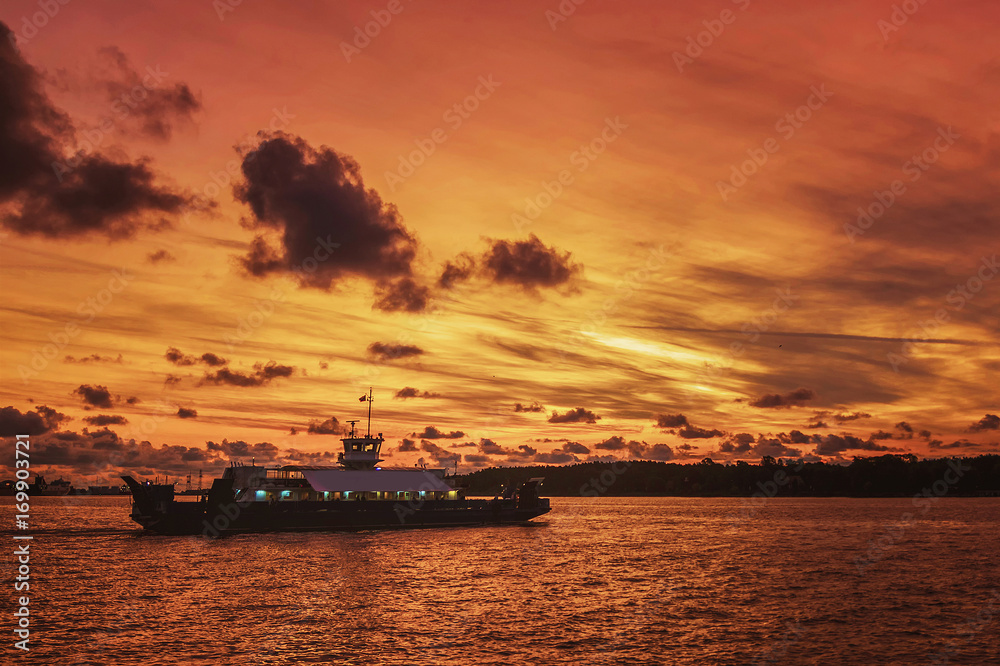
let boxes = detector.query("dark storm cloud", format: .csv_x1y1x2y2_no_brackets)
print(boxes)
176,407,197,419
749,388,816,409
548,407,601,424
83,414,128,426
514,402,544,413
411,426,465,439
306,417,342,435
656,413,689,428
968,414,999,432
0,24,194,239
96,46,201,140
562,441,590,454
397,438,418,452
234,132,428,311
200,361,295,387
367,342,424,361
0,405,69,436
394,387,441,399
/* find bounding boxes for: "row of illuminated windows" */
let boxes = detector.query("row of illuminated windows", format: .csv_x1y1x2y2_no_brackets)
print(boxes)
265,470,304,479
252,490,459,502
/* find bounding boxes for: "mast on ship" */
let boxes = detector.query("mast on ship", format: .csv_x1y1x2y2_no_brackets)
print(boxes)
338,388,383,470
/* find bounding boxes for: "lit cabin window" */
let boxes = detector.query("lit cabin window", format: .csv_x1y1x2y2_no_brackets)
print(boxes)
256,490,267,500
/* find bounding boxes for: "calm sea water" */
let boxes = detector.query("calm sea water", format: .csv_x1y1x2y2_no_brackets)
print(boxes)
1,496,998,665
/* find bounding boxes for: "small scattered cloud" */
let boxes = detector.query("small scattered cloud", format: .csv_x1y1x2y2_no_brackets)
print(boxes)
176,407,197,419
411,426,464,439
548,407,600,424
73,385,114,409
165,347,228,367
147,249,176,264
833,411,872,423
83,414,128,426
440,235,581,293
200,362,294,387
419,441,461,466
64,353,123,364
656,413,689,428
307,417,342,435
394,387,441,399
749,388,816,409
514,402,544,413
678,425,725,439
367,342,424,361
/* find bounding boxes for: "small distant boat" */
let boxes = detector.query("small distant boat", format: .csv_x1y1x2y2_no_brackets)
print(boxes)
29,475,72,496
123,390,551,535
87,485,130,496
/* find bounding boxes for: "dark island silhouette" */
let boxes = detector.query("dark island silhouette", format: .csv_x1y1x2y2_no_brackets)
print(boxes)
456,454,1000,498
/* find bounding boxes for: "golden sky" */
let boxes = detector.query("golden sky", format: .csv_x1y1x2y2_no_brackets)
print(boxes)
1,0,998,481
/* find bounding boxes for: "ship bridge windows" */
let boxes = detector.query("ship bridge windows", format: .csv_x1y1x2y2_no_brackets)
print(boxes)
266,470,304,480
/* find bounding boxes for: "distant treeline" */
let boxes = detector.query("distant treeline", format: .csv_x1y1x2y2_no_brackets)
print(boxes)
456,454,1000,498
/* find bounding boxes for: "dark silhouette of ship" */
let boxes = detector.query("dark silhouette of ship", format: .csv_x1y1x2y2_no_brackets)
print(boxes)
28,475,72,496
122,390,550,535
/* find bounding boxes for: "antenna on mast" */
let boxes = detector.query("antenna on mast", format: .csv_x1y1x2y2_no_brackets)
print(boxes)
365,387,373,437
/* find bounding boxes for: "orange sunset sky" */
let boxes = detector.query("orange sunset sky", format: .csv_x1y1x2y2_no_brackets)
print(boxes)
1,0,998,482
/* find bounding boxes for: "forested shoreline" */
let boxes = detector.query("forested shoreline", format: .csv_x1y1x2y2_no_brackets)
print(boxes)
456,454,1000,498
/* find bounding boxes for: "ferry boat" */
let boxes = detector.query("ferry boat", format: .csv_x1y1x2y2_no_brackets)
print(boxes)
122,390,550,535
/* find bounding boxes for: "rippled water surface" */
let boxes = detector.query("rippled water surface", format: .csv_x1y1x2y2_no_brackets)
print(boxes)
1,497,998,664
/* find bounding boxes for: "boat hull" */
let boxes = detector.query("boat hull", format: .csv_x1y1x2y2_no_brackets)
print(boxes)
128,498,550,536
